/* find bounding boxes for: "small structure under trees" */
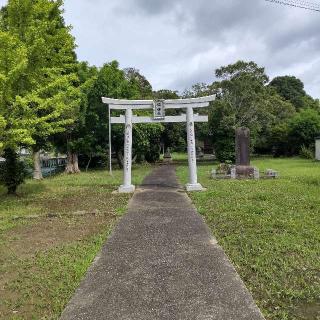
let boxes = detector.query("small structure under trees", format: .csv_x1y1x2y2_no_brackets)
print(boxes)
102,95,216,193
316,137,320,161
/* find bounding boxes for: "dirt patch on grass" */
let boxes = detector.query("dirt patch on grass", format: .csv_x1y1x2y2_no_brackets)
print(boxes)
36,191,127,216
2,214,115,258
0,214,117,320
0,169,143,319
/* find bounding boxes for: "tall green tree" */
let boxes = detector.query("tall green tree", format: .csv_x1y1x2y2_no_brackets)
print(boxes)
269,75,318,110
53,61,98,173
210,61,294,161
72,61,163,169
153,89,185,153
209,61,268,161
84,61,137,169
1,0,80,180
252,85,295,154
0,31,32,148
271,108,320,156
288,109,320,154
123,69,164,163
182,83,212,98
124,68,153,99
0,31,32,194
183,83,215,153
214,60,269,128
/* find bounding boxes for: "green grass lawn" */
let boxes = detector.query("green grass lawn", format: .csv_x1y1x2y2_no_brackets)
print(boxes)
0,165,151,320
2,157,319,319
177,158,320,320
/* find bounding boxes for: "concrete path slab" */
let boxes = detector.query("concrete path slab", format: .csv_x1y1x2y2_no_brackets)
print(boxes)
61,165,265,320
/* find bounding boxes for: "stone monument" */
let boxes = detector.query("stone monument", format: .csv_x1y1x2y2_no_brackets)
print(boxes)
163,147,172,162
235,127,254,177
197,147,204,159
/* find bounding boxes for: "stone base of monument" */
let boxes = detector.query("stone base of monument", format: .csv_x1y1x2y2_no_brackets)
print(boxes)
265,169,279,179
211,165,260,180
186,183,205,192
163,156,173,163
163,148,173,162
118,185,136,193
235,165,255,178
211,166,281,180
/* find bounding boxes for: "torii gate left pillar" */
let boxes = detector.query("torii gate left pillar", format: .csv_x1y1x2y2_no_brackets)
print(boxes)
121,108,135,193
102,95,216,193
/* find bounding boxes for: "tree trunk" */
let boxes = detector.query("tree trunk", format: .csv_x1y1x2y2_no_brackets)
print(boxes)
33,150,43,180
116,150,124,169
65,152,74,174
3,148,22,195
73,153,80,173
7,185,17,195
65,151,81,174
115,151,136,168
85,154,92,172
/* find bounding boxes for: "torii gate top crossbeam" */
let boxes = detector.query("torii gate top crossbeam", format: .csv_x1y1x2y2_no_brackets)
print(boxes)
102,95,216,110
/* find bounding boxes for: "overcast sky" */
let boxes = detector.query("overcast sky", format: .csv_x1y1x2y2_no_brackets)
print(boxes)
1,0,319,97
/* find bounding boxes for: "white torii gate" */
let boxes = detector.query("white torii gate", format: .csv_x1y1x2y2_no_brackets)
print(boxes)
102,95,216,193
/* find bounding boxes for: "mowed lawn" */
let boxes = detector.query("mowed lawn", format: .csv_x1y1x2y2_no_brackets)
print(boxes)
0,165,151,320
177,158,320,320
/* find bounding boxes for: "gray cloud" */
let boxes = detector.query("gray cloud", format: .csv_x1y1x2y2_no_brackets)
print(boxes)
0,0,319,97
112,0,320,97
125,0,175,15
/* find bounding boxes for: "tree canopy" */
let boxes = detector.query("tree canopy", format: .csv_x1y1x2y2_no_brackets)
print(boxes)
209,61,296,161
0,0,80,190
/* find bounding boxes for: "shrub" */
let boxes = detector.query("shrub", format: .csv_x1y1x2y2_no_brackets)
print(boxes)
215,144,236,163
299,145,314,160
0,148,27,195
145,145,161,163
288,109,320,154
216,162,232,174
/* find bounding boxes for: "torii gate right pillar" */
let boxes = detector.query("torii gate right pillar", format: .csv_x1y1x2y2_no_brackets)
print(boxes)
118,108,135,193
186,106,204,192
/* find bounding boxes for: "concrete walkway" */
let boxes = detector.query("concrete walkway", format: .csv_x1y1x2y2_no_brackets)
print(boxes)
61,165,265,320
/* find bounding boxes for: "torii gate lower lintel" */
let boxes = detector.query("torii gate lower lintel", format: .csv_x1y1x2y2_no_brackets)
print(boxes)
102,95,216,193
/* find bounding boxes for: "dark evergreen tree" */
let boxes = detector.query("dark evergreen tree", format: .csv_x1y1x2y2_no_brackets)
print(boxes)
0,148,27,195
